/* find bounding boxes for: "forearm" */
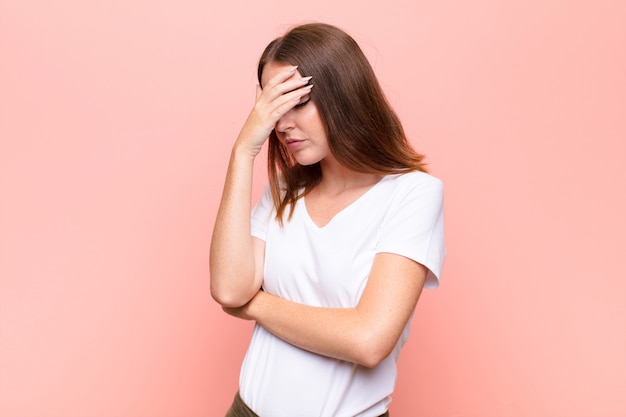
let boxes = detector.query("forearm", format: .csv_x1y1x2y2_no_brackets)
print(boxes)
244,292,396,368
226,254,427,367
210,147,260,307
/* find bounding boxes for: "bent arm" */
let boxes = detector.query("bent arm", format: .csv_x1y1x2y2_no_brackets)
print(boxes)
210,66,312,308
224,252,427,367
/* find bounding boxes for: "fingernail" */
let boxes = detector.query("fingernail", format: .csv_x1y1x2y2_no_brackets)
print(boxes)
302,76,313,82
289,66,298,73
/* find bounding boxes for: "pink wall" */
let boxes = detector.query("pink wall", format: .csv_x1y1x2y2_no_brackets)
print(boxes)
1,1,624,416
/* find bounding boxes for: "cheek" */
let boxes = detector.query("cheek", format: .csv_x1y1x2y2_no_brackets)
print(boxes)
304,107,324,131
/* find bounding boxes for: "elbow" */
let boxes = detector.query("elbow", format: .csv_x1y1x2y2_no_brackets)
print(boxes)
209,256,259,308
211,291,247,309
356,348,392,369
352,332,395,368
210,280,255,308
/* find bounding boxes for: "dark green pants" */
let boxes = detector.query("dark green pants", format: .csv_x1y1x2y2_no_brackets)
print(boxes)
225,392,258,417
225,391,390,417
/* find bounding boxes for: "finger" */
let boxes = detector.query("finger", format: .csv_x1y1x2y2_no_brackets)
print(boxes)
270,84,314,116
260,77,313,107
262,69,312,98
254,81,313,117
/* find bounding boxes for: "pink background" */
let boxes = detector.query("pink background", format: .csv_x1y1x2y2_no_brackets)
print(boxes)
1,1,625,416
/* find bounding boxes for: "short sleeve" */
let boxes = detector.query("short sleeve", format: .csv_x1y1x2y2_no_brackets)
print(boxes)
376,174,445,289
250,184,274,241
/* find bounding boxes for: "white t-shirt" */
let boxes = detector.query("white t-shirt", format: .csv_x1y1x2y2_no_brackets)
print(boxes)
239,171,445,417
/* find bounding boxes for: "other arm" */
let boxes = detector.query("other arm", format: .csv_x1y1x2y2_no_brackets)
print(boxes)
224,252,428,368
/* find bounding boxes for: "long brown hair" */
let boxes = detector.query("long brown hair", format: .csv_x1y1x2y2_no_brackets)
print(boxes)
258,23,427,224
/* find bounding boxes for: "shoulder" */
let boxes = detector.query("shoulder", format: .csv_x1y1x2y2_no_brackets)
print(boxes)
391,170,442,185
382,171,443,197
376,171,444,220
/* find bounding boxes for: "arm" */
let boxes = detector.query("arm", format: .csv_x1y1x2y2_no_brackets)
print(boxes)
210,66,313,308
224,252,428,368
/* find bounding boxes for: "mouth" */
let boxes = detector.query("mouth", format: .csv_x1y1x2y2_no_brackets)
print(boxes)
285,138,305,150
285,138,304,144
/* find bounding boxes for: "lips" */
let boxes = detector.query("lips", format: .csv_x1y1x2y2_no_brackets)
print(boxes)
285,138,305,149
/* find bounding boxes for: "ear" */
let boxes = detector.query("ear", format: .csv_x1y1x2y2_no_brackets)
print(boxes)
256,85,262,100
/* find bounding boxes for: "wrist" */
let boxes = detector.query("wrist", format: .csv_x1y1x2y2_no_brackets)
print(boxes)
247,290,269,321
230,142,259,163
232,139,262,160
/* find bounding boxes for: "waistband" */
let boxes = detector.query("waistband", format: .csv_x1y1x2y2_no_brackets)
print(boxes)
225,391,390,417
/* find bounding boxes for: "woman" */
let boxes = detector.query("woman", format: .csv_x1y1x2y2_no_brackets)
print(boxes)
210,23,445,417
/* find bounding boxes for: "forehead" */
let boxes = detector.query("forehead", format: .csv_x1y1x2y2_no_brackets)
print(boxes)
260,61,304,87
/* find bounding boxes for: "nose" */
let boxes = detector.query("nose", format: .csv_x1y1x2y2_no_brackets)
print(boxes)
275,110,295,133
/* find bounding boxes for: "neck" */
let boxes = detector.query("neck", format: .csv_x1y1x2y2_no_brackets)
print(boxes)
317,158,381,194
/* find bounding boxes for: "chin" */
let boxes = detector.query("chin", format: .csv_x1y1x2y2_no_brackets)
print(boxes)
292,151,327,167
294,157,323,166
